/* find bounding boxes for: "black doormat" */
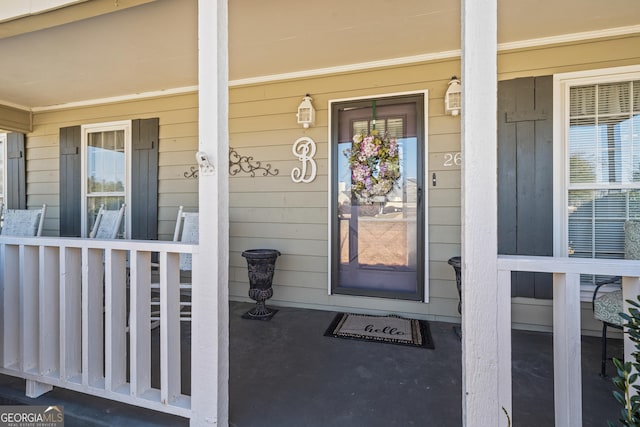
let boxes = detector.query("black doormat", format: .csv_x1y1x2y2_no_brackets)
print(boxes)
324,313,435,349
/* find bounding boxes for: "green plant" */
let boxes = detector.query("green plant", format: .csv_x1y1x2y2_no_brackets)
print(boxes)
609,295,640,426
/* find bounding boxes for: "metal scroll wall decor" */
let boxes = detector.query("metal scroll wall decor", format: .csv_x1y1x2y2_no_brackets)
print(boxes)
184,148,280,178
184,166,199,179
291,136,317,183
185,147,310,179
229,147,279,177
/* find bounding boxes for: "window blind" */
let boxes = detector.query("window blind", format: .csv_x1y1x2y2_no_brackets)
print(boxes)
568,80,640,287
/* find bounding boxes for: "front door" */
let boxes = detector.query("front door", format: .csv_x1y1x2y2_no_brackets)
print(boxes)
331,94,425,300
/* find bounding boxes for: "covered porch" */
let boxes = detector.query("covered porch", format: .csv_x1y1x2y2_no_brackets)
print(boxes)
0,301,624,426
0,0,639,426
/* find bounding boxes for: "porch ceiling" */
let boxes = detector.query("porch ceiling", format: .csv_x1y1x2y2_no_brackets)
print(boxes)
0,0,637,110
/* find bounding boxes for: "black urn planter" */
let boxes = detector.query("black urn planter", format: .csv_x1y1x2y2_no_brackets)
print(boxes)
241,249,281,320
447,256,462,339
447,256,462,315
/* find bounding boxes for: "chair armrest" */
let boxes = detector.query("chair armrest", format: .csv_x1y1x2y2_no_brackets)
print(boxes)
592,276,622,312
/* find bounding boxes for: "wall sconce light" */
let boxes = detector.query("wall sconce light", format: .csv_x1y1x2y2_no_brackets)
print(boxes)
445,76,462,116
297,94,315,128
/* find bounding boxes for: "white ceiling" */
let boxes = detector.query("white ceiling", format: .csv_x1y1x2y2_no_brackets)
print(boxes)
0,0,638,109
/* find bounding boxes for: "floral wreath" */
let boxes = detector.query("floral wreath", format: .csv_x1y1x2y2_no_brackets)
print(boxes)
346,130,400,204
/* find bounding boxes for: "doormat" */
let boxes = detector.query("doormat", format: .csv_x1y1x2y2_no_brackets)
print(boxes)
324,313,434,349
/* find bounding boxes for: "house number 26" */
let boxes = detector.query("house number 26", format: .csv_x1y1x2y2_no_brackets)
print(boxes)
443,152,462,167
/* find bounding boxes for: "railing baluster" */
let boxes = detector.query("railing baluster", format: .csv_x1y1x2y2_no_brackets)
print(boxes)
83,248,104,388
39,246,59,377
2,244,20,368
553,272,582,427
130,250,151,397
60,247,82,382
21,245,39,373
105,249,127,392
159,251,181,405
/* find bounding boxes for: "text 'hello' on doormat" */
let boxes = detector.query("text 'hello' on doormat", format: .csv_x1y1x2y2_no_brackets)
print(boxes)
324,313,435,349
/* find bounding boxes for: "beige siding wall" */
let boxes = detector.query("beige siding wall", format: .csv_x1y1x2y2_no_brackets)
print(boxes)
228,62,464,322
27,92,199,240
228,34,640,333
22,33,640,334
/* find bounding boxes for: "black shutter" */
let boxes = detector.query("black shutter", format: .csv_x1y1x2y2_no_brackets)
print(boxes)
59,126,82,237
498,76,554,299
131,118,159,240
6,133,26,209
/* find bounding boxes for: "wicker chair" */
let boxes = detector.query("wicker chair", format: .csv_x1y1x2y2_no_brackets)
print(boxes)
89,204,126,239
1,204,47,237
592,220,640,376
150,206,197,329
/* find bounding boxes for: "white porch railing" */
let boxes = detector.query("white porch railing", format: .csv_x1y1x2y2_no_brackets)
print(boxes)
0,236,197,419
497,255,640,427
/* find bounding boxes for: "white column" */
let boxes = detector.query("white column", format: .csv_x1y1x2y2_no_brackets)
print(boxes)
191,1,229,426
461,0,501,426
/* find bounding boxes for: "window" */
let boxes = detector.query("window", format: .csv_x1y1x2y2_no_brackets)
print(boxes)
556,68,640,297
81,121,131,238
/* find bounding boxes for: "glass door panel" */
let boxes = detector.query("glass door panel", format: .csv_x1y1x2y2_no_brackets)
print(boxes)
332,96,424,300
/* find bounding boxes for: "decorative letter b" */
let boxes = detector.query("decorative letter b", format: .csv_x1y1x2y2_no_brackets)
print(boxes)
291,136,317,183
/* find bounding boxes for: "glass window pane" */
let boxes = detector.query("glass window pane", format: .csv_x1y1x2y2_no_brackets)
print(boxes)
569,82,639,185
568,190,594,218
87,130,125,194
598,82,629,114
569,189,639,259
597,115,634,184
570,85,595,116
352,120,369,135
633,113,640,183
595,190,626,217
86,196,125,237
594,220,625,259
386,118,404,138
569,118,597,184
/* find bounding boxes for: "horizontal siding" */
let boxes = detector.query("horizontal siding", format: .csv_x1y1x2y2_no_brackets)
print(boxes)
28,92,199,239
227,58,463,321
20,35,640,333
498,35,640,81
227,35,640,332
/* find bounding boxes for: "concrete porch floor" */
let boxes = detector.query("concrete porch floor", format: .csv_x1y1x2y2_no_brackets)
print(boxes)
0,301,624,426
